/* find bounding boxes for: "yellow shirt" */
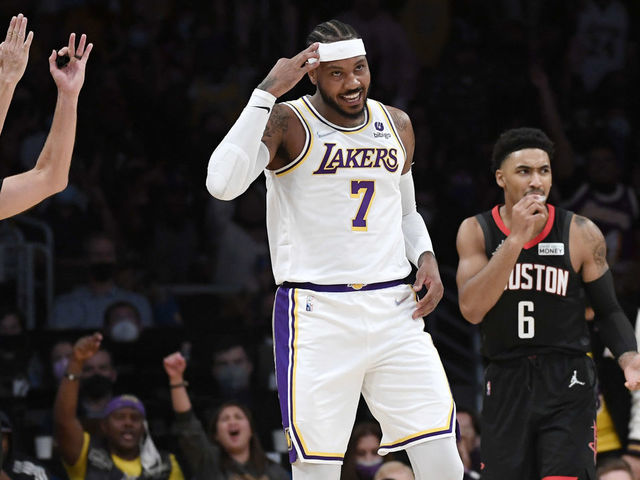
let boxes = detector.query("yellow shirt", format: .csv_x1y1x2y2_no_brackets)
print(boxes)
597,394,623,452
64,432,184,480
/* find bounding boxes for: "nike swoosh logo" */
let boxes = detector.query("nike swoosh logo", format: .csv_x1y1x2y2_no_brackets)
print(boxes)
252,106,271,113
317,130,336,138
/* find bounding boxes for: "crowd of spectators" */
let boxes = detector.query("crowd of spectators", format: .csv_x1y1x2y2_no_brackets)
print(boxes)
1,0,639,478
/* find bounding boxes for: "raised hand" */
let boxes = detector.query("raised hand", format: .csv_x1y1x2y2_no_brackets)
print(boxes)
72,332,102,363
0,14,34,86
163,352,187,383
257,42,320,98
49,33,93,97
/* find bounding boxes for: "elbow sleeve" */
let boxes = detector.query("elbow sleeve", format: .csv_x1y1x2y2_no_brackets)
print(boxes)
585,270,637,358
206,89,275,200
400,171,434,266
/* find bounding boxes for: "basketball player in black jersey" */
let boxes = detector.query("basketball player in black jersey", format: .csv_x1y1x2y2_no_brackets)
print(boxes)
455,127,640,480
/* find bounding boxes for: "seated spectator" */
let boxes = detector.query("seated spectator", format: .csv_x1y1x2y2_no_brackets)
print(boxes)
372,461,414,480
1,410,52,480
190,336,281,451
163,352,288,480
341,421,385,480
0,307,38,397
77,345,118,436
49,232,153,329
103,301,143,344
49,339,74,386
597,456,634,480
54,333,184,480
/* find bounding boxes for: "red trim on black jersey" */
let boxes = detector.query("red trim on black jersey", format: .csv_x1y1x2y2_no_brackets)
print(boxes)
541,477,578,480
491,204,556,250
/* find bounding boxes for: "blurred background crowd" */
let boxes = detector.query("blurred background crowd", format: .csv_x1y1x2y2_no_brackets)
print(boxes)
0,0,639,479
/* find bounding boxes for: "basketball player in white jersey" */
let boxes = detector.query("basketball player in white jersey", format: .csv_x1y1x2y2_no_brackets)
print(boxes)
206,20,463,480
0,13,93,220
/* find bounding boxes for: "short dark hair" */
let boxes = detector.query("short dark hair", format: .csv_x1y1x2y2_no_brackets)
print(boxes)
490,127,554,173
306,19,360,46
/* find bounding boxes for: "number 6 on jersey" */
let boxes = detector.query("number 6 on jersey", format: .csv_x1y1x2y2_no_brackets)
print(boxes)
350,180,375,231
518,300,535,339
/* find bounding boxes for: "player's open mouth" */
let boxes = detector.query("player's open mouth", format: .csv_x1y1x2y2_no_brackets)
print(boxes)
340,90,362,104
229,429,240,438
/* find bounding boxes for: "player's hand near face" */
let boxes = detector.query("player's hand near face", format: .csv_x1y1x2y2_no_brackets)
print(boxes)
257,43,320,98
49,33,93,97
412,252,444,319
0,14,33,87
509,194,548,245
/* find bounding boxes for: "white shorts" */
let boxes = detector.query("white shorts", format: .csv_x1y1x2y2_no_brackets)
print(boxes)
272,281,456,465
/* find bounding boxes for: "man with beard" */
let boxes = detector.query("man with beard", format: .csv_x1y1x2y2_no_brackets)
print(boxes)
206,19,462,480
455,127,640,479
53,333,184,480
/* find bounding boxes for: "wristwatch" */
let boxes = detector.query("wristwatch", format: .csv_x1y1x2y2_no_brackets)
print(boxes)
64,372,79,381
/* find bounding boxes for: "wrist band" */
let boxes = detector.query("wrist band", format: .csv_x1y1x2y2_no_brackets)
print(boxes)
170,381,188,389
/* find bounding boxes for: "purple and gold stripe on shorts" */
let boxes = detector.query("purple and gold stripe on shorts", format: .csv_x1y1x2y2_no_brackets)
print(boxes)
379,400,456,452
273,286,344,463
281,279,403,293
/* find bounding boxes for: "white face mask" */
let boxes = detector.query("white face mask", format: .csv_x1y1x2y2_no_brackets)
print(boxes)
109,320,140,343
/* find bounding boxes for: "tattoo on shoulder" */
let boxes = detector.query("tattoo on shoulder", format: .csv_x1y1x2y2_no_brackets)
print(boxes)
576,215,607,268
263,105,289,139
389,108,409,132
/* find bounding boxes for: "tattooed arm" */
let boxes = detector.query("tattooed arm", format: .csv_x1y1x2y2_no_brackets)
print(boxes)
570,214,609,282
573,214,640,381
386,106,415,174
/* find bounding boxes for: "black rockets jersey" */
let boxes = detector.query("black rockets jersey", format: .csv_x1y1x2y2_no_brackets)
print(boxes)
476,205,591,360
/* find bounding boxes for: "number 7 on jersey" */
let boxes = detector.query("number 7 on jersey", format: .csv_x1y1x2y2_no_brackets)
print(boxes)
351,180,375,231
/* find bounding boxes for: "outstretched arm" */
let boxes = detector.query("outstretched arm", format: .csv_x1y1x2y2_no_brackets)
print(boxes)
54,332,102,465
205,43,319,200
0,14,33,135
0,32,92,220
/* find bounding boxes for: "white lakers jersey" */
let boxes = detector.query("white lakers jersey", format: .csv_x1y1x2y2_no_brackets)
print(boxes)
265,96,412,284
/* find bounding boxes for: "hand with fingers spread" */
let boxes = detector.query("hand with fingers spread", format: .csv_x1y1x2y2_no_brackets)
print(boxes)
49,32,93,96
412,252,444,319
0,13,34,87
256,42,320,98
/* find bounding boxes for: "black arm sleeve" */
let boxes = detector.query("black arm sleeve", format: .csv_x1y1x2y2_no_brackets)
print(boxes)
584,270,637,359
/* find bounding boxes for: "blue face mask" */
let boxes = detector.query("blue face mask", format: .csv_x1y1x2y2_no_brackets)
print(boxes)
355,458,383,479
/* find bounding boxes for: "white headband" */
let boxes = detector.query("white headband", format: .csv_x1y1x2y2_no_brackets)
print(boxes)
316,38,366,62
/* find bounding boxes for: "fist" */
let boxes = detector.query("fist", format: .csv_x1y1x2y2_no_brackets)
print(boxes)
163,352,186,380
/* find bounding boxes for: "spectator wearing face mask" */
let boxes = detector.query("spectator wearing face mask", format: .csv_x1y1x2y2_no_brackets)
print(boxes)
77,346,118,437
163,352,289,480
103,301,144,344
190,336,281,453
48,232,153,329
341,422,387,480
54,333,184,480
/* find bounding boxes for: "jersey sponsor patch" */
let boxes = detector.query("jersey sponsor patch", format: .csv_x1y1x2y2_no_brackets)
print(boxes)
538,242,564,256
